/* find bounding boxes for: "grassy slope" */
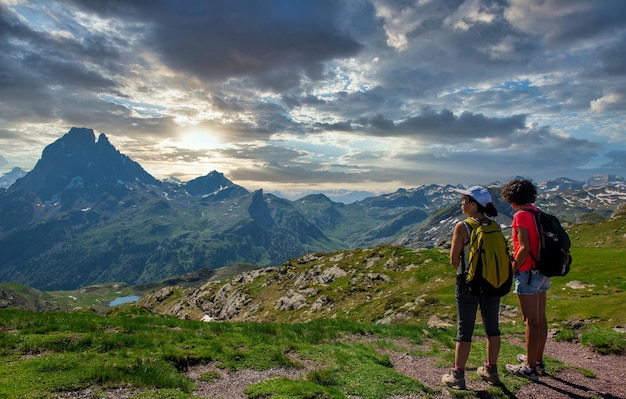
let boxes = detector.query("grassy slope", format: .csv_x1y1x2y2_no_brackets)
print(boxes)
546,211,626,324
139,215,626,328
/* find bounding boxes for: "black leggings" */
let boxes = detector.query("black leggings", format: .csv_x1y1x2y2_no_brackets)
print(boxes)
455,284,501,342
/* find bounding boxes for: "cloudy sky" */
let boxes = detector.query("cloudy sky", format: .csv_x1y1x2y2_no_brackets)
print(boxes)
1,0,625,199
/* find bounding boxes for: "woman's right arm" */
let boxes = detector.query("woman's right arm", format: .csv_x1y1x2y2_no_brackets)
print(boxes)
513,225,531,273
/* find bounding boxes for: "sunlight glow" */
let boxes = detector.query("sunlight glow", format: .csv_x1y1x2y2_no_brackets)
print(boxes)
177,129,223,150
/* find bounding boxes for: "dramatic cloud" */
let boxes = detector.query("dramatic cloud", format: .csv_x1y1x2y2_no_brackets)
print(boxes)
1,0,625,197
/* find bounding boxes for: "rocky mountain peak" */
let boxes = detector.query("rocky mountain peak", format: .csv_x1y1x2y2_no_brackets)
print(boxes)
12,127,160,203
183,170,237,197
248,189,274,227
96,132,110,145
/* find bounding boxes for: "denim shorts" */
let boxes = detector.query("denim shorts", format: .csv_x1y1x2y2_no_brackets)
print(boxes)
514,271,550,295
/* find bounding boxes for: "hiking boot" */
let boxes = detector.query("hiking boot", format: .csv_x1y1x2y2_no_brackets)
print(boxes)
506,363,539,381
477,363,501,385
516,354,546,375
441,367,466,390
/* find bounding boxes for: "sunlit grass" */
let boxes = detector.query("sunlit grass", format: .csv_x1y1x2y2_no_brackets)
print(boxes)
580,327,626,355
0,287,621,399
0,310,438,398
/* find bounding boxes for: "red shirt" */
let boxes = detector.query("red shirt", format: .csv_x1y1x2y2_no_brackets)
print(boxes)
512,206,540,272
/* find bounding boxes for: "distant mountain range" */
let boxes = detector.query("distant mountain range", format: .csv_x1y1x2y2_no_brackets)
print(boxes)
1,127,625,291
0,167,26,189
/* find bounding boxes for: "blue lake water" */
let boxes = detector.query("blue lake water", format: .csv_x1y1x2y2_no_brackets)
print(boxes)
109,295,141,306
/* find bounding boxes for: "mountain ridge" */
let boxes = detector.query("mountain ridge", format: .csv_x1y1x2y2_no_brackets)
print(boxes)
0,128,625,290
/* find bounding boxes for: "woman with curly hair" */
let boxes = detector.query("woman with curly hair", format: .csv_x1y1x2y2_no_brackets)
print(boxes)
500,178,547,382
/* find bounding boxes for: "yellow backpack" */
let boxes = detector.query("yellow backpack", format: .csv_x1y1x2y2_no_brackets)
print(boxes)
462,218,512,297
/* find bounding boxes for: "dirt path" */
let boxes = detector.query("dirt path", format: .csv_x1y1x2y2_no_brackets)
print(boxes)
386,337,626,399
58,336,625,398
186,336,625,399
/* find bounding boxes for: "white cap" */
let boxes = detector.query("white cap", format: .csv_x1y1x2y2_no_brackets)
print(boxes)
454,186,493,207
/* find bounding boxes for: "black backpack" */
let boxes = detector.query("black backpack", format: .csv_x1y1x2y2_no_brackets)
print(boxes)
523,208,572,277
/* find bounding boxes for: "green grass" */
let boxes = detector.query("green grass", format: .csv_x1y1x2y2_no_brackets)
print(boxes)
245,378,346,399
0,310,435,398
580,327,626,355
544,246,626,326
0,307,620,399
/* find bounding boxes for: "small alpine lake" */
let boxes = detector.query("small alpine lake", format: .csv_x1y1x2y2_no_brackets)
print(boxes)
108,295,141,307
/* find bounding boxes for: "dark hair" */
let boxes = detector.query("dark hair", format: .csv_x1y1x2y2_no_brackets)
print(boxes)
501,179,537,205
482,203,498,218
464,195,498,217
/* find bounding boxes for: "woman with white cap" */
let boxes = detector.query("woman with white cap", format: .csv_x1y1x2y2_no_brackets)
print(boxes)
441,186,503,390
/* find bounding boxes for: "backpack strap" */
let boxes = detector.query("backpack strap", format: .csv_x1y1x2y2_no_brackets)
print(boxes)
461,219,475,273
464,217,491,228
521,208,541,262
463,218,478,238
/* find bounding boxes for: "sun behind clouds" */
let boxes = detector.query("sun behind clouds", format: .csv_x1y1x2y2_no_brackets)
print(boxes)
177,128,223,150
